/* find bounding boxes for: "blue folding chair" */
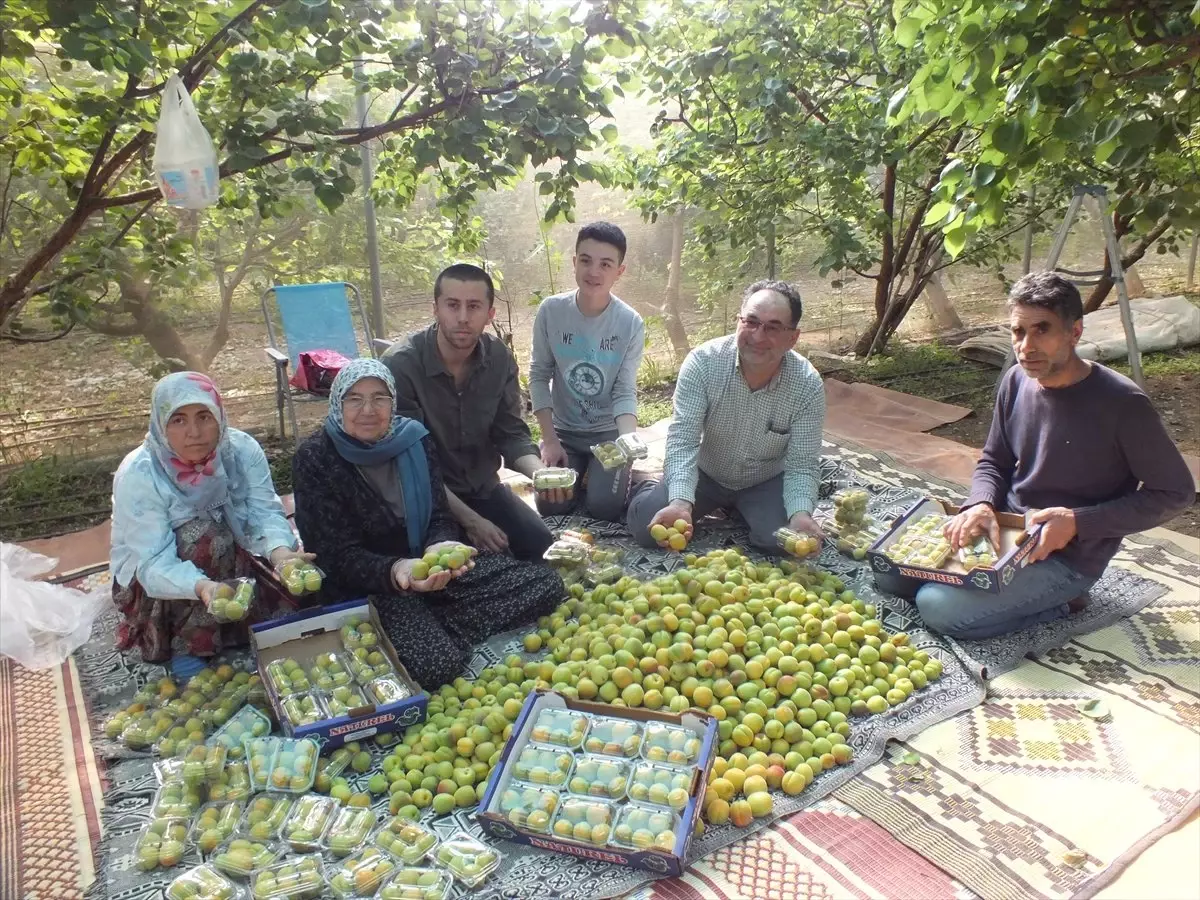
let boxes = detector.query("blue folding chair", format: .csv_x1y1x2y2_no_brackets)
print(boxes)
261,282,385,442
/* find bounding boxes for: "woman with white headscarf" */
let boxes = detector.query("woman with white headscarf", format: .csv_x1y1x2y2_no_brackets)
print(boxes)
110,372,311,676
292,358,562,690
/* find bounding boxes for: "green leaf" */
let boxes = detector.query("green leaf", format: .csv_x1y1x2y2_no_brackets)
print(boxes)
1094,117,1124,145
1052,111,1091,141
886,86,909,122
923,200,954,226
944,225,967,258
971,163,997,187
895,16,922,48
990,119,1025,155
601,124,618,144
940,158,967,185
314,184,344,211
1119,119,1158,148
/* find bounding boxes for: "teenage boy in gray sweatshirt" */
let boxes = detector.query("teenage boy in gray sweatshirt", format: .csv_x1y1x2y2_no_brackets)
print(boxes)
875,271,1193,639
529,222,645,521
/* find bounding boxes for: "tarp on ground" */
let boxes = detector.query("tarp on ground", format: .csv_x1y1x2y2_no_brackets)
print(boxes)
958,295,1200,368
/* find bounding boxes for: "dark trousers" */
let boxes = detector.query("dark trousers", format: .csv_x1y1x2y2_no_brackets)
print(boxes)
375,552,563,690
462,483,555,562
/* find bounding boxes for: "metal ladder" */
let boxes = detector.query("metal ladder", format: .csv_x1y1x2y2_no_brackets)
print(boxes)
999,184,1144,388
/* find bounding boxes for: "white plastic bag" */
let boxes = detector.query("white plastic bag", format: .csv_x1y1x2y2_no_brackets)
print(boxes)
153,75,219,210
0,543,109,670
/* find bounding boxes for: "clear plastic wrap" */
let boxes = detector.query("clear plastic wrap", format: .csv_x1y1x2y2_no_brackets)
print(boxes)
365,674,412,705
610,802,679,852
433,832,502,888
324,684,371,718
532,467,577,491
190,800,245,854
511,743,574,787
279,692,326,728
377,867,453,900
628,761,692,810
774,527,821,559
207,578,255,623
210,706,271,762
133,816,189,870
322,805,377,857
207,760,251,803
0,542,109,670
307,651,354,692
371,817,439,865
281,793,338,852
542,539,591,567
529,707,588,748
567,755,631,801
494,783,560,832
209,836,283,878
248,854,325,899
884,513,952,568
581,717,643,758
265,658,311,696
958,533,998,570
327,845,397,898
549,796,617,846
165,864,242,900
641,722,703,765
276,561,324,598
238,793,295,842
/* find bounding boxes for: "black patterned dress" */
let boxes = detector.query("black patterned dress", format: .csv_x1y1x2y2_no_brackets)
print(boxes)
291,429,563,689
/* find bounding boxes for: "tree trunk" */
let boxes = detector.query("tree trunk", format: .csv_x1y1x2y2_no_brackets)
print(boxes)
137,303,206,372
1083,216,1172,312
661,212,691,362
922,271,963,331
854,232,943,356
873,164,896,318
0,206,95,331
81,263,208,371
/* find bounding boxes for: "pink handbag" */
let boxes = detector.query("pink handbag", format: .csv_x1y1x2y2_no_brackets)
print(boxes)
288,349,352,395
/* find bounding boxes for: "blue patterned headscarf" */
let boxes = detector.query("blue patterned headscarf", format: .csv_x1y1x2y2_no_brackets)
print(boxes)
145,371,234,521
324,358,433,552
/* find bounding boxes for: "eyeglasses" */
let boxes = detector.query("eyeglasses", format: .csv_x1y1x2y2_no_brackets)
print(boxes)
737,314,794,336
343,394,393,413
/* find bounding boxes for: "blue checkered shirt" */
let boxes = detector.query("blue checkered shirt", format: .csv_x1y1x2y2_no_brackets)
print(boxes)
665,335,825,518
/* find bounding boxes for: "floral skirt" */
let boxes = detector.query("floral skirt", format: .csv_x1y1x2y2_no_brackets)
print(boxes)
113,517,261,663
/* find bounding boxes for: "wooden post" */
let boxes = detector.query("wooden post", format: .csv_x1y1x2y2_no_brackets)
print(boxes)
1188,232,1198,291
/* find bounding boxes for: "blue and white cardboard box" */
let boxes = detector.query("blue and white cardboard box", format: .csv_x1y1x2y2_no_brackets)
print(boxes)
251,598,427,750
477,689,718,877
867,497,1040,594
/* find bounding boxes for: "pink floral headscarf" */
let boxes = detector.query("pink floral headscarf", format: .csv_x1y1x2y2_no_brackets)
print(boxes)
146,371,232,514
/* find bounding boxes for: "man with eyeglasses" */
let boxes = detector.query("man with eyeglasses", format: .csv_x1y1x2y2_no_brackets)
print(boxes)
627,280,826,552
383,263,555,562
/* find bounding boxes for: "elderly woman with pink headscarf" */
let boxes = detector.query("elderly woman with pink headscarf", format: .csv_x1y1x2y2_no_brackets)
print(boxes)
110,372,312,676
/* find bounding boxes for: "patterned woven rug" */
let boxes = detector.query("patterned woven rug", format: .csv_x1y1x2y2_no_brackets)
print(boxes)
0,653,105,900
834,530,1200,900
22,437,1173,900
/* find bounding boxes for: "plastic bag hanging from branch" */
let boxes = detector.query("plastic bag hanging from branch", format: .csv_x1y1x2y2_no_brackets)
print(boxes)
153,75,219,210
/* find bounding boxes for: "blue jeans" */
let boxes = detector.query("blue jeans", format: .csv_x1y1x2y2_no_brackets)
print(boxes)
874,556,1098,640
